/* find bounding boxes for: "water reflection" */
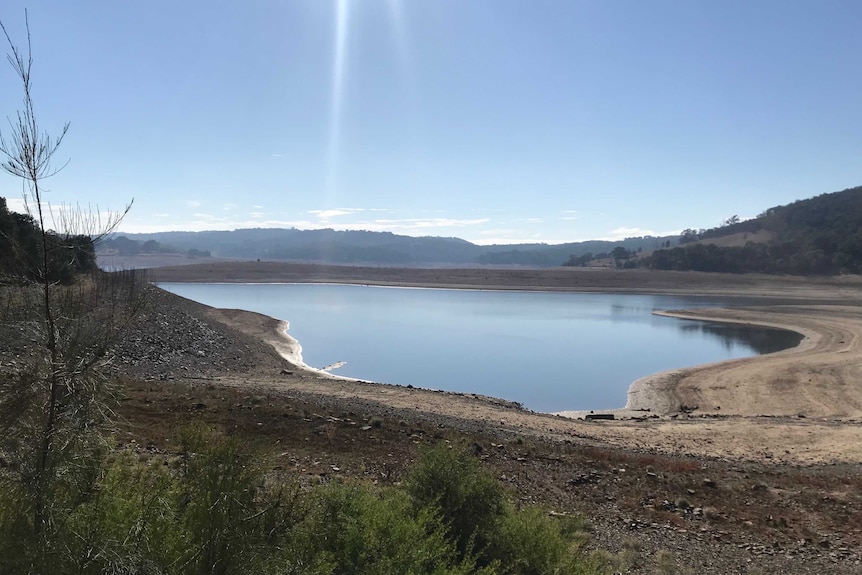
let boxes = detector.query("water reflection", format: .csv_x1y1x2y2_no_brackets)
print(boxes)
677,321,803,355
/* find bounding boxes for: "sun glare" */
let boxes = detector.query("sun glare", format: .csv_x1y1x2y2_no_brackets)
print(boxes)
325,0,351,200
325,0,412,202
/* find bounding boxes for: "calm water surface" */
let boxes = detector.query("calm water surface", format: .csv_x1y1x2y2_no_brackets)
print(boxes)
160,283,801,412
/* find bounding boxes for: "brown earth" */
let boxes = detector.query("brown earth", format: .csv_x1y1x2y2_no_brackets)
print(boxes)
107,263,862,573
149,261,862,300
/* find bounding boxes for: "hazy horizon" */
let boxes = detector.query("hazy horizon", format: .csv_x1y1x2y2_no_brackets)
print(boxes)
111,222,681,247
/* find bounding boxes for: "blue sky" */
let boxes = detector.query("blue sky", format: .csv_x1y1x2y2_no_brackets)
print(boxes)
1,1,860,244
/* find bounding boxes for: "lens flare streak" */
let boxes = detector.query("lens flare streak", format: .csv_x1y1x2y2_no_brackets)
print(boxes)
326,0,350,197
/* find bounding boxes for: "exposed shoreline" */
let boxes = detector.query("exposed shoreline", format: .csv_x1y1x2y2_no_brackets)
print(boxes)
175,281,810,417
209,302,862,464
559,308,818,419
156,263,862,463
158,264,862,418
253,299,861,421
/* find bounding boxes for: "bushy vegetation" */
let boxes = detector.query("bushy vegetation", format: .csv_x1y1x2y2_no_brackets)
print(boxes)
0,431,605,574
406,444,504,562
406,445,599,574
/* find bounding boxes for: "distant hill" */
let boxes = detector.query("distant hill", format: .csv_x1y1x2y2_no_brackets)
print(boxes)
642,185,862,275
106,228,676,268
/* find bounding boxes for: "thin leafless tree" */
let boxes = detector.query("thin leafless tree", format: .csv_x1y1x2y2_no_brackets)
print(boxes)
0,12,143,563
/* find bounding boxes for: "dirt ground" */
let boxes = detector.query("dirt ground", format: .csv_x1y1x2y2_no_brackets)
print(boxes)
150,261,862,301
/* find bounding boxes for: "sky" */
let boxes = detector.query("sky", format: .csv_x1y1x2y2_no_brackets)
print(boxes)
0,1,860,245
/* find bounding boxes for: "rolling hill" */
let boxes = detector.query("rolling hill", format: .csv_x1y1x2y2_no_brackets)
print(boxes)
103,228,675,269
643,185,862,274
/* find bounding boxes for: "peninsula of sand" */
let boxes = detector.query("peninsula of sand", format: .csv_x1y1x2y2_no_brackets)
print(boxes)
149,262,862,464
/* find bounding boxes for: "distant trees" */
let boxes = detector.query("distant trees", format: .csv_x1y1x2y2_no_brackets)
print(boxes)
0,197,98,283
563,247,639,269
186,248,211,258
99,235,217,259
563,252,594,267
102,235,167,255
678,228,701,244
610,246,633,268
102,234,140,255
644,244,756,273
140,239,161,252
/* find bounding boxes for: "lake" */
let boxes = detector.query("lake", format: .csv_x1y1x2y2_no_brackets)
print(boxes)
159,283,802,412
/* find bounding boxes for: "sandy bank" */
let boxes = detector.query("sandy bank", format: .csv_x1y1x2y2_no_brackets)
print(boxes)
625,305,862,418
203,307,361,381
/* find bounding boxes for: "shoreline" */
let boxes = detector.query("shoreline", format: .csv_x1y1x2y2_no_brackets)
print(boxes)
150,262,862,302
148,263,862,463
167,263,862,419
559,305,862,420
559,308,816,419
623,308,818,414
201,307,364,382
215,293,862,421
630,305,862,418
194,298,862,465
213,303,862,464
185,284,798,417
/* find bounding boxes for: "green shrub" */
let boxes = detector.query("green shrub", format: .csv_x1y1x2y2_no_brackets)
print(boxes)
292,482,483,575
0,428,607,575
405,445,604,575
62,451,180,574
491,505,600,575
58,425,290,575
405,445,504,562
173,424,276,575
